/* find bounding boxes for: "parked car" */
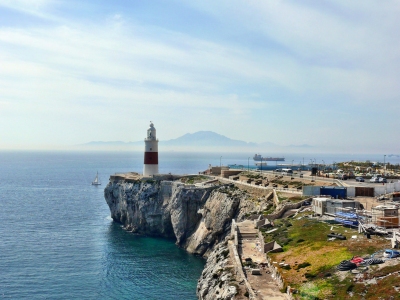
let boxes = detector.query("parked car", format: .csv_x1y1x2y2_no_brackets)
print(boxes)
379,177,387,183
355,176,364,182
370,177,379,183
338,174,348,180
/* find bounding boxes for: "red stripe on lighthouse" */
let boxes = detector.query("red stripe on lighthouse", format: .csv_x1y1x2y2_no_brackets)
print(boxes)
144,152,158,164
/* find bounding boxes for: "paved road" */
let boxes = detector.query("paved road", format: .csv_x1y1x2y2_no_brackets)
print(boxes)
337,178,398,187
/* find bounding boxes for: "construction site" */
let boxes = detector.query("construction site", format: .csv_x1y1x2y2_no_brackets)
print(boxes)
212,166,400,299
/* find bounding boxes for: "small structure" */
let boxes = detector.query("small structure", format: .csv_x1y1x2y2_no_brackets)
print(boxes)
264,241,283,253
312,197,362,217
312,197,329,215
325,199,362,215
320,186,347,199
372,205,399,228
254,215,272,229
203,165,229,176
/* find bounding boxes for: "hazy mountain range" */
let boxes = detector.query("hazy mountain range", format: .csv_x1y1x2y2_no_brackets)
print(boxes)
77,131,313,152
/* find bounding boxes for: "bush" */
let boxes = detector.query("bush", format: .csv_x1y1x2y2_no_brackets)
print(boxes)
297,262,311,269
305,272,316,279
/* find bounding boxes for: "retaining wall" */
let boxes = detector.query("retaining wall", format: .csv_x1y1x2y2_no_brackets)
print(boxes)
266,198,312,221
229,219,257,299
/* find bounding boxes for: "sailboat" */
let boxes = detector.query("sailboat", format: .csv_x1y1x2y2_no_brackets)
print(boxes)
92,171,101,186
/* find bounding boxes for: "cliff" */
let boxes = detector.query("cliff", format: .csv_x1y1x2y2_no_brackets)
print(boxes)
104,176,270,298
196,241,238,300
104,178,257,255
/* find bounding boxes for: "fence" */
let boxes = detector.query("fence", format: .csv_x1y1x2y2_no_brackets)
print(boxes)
304,182,400,198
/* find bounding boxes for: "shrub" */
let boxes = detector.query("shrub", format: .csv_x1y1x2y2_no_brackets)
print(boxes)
305,272,316,279
297,262,311,269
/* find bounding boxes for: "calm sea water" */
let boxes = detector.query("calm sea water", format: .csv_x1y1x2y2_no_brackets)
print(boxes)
0,151,209,300
0,151,398,299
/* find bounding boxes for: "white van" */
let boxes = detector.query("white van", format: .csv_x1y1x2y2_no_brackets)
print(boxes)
281,168,293,176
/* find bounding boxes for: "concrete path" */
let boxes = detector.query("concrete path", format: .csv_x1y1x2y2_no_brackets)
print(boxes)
236,220,288,300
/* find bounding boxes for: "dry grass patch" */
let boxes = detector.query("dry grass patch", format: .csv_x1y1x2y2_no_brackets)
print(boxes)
266,215,394,298
272,245,350,285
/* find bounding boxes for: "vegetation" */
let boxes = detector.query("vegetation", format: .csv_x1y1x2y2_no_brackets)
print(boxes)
180,175,208,184
265,213,393,299
243,173,263,179
276,192,308,203
262,204,275,215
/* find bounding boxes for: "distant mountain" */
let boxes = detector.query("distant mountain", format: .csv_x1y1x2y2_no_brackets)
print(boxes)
163,131,257,148
77,131,311,151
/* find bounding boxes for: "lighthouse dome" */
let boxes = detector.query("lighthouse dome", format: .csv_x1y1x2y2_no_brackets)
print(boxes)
147,122,156,139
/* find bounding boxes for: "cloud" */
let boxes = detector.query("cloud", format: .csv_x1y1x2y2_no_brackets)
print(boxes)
0,0,399,151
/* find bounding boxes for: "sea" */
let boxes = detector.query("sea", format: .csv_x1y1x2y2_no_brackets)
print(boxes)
0,151,399,300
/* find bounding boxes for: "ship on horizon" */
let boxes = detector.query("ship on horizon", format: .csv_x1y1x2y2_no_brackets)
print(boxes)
253,154,285,162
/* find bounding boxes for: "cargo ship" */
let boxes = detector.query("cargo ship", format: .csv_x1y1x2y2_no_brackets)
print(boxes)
253,154,285,162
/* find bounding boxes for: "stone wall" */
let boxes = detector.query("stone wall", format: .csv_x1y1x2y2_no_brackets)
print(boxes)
229,219,258,299
221,169,243,178
266,198,311,221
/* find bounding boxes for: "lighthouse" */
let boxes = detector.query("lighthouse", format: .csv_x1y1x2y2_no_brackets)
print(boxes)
143,122,159,177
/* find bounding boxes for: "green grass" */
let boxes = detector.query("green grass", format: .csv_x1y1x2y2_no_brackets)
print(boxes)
181,175,209,184
267,214,395,299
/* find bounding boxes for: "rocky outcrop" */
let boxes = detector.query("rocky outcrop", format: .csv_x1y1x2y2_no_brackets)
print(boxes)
197,242,238,300
104,179,254,256
104,177,270,298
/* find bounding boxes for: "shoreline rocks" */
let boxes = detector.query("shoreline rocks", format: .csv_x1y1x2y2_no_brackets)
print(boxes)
104,178,261,298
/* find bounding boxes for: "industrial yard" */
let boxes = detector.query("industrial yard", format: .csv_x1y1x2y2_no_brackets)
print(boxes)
213,165,400,300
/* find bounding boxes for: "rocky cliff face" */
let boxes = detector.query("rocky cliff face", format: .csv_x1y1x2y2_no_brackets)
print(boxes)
196,242,238,300
104,177,267,299
104,179,253,256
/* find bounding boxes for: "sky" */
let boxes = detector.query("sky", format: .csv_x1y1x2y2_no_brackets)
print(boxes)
0,0,399,153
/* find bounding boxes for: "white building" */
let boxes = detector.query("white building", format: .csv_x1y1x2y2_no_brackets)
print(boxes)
143,122,159,177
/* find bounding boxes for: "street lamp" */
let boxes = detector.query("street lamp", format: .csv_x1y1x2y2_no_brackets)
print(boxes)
314,158,318,175
384,155,386,172
220,156,222,168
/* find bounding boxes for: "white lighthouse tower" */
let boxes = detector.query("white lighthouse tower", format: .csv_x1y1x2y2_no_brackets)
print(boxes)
143,122,159,177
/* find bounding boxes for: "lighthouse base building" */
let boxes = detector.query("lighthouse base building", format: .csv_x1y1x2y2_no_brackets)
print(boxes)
143,122,159,177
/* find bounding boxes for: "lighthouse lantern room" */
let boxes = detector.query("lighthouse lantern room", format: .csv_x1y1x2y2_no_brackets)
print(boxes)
143,122,159,177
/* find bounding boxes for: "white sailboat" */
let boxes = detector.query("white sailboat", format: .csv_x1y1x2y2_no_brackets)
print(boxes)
92,171,101,186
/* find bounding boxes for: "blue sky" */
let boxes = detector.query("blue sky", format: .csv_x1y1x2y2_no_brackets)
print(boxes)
0,0,399,153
